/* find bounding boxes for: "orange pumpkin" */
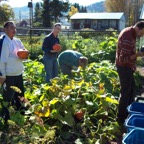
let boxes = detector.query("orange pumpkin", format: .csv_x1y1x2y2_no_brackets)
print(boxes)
17,49,29,59
53,44,62,51
75,110,84,120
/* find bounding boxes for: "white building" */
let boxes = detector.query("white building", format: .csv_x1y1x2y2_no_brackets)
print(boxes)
70,12,126,31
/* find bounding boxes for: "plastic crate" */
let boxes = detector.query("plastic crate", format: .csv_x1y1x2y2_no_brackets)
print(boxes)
127,102,144,115
122,129,144,144
125,114,144,133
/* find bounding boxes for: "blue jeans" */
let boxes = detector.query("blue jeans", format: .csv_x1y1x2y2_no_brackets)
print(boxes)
43,53,58,83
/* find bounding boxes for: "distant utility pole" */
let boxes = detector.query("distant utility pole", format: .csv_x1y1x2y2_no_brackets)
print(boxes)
19,10,21,22
31,0,33,28
28,0,33,28
28,0,33,53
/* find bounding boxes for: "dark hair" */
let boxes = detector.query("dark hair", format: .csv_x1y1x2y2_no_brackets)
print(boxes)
54,23,61,27
3,21,15,28
135,21,144,29
79,56,88,66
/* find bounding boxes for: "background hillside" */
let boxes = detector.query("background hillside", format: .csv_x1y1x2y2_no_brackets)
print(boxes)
13,3,36,21
13,1,105,21
87,1,105,12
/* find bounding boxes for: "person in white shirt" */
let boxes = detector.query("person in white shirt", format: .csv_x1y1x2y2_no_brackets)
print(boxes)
0,21,29,118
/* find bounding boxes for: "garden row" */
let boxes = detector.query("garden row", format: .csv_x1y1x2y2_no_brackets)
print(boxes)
0,32,143,143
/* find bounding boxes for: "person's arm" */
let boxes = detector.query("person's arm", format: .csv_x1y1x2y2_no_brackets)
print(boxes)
130,51,144,60
16,39,29,59
17,38,25,49
0,70,6,85
0,39,9,79
72,66,78,70
50,38,62,53
0,62,6,78
42,36,52,53
0,57,6,85
118,32,141,63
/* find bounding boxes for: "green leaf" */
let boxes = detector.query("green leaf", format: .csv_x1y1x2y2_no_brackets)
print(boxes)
10,86,22,93
75,138,83,144
42,98,49,106
59,110,74,127
85,101,94,106
39,95,45,102
50,98,59,105
31,124,47,137
105,97,118,104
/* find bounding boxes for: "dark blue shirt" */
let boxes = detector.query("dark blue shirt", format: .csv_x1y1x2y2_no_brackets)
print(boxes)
42,32,60,53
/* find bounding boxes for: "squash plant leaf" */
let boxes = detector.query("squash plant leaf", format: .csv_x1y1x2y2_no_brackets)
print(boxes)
59,110,74,127
10,86,22,93
105,97,118,104
50,98,59,105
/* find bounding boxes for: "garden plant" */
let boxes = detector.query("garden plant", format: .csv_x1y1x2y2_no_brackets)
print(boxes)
0,32,143,144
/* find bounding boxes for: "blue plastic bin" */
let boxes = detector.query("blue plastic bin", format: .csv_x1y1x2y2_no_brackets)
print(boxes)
127,102,144,115
125,114,144,133
135,96,144,103
122,129,144,144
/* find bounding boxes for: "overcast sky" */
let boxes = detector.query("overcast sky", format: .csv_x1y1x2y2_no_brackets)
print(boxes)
0,0,104,8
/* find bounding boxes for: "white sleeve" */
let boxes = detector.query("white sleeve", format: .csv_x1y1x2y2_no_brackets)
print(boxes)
1,40,9,63
16,38,25,49
0,40,9,77
0,62,6,77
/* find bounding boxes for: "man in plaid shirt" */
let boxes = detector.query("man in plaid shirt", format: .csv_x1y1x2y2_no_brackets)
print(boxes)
116,21,144,125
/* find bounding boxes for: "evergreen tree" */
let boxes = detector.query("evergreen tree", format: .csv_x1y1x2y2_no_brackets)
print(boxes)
50,0,69,22
84,6,87,12
72,3,87,13
74,3,80,11
42,0,52,27
33,2,43,27
80,6,87,12
42,0,69,27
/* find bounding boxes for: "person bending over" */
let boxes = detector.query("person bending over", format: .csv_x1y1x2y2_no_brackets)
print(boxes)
58,50,88,76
